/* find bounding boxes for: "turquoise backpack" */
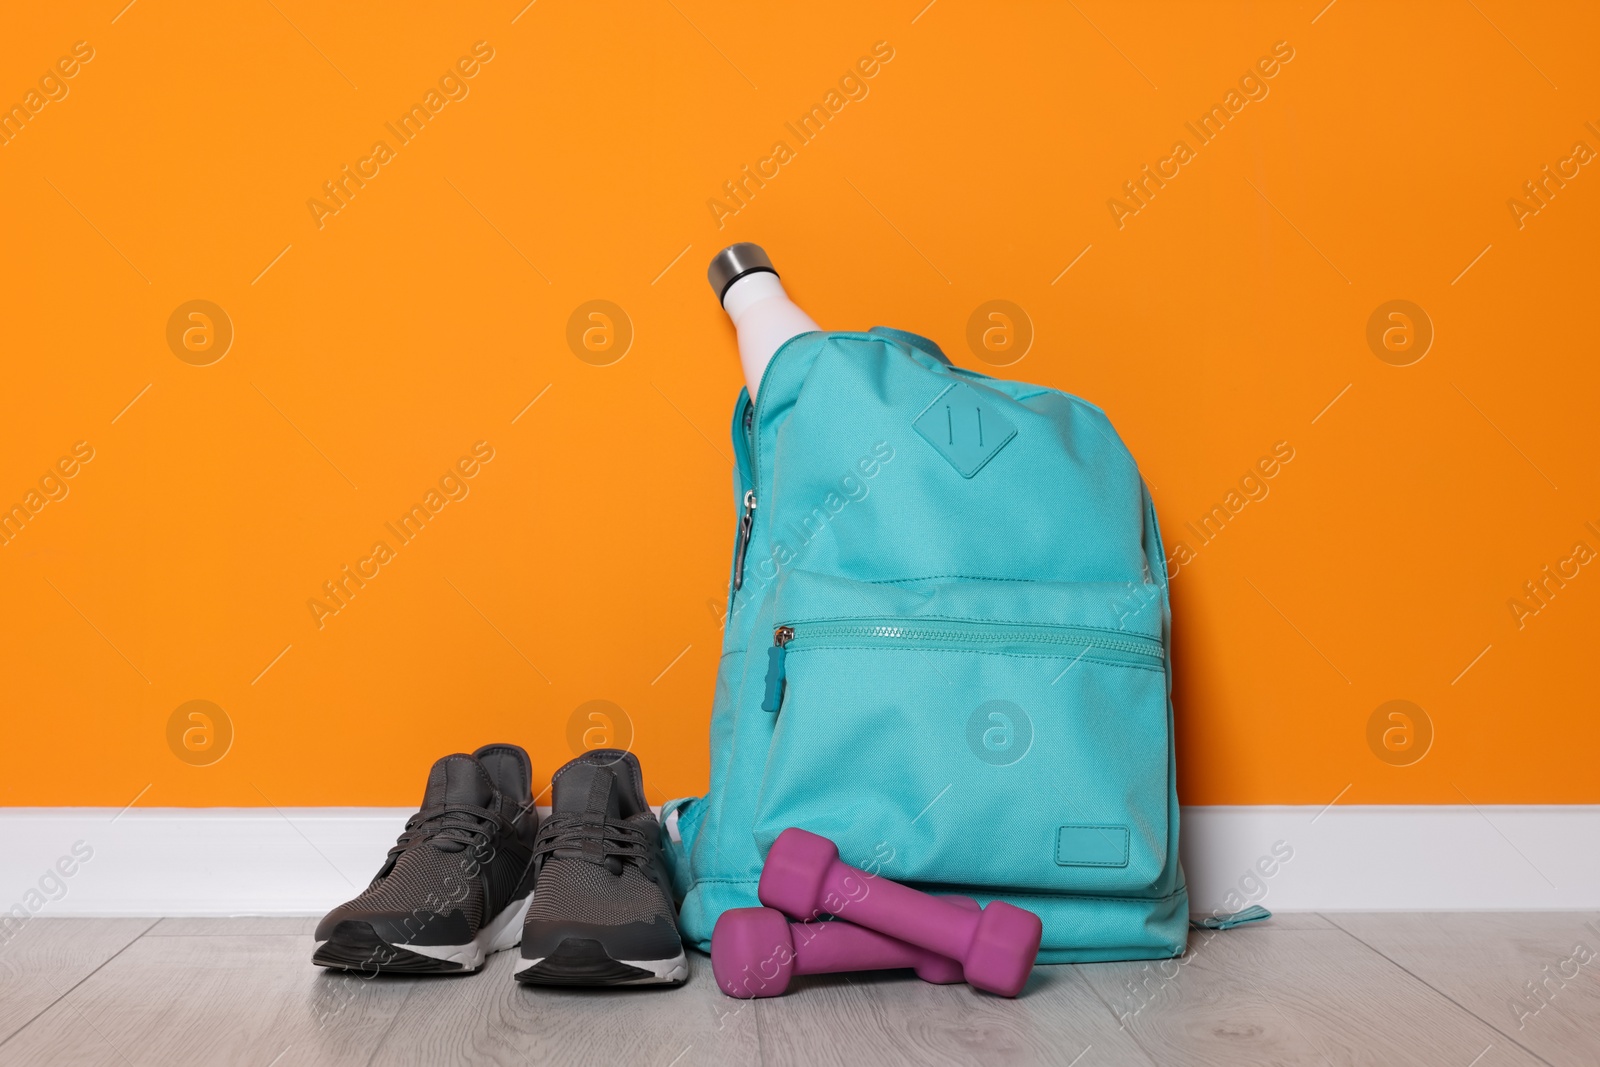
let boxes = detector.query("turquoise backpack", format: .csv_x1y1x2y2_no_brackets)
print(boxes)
662,327,1188,963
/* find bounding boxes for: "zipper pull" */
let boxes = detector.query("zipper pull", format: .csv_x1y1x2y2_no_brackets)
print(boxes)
733,491,757,593
762,626,793,712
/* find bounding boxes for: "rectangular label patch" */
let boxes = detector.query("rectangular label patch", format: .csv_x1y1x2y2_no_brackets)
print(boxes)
1055,824,1130,867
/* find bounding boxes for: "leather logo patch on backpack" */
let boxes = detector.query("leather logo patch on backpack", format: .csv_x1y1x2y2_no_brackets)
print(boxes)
913,382,1016,478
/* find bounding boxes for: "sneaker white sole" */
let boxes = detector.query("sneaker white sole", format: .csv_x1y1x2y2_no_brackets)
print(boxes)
357,892,533,972
513,946,689,985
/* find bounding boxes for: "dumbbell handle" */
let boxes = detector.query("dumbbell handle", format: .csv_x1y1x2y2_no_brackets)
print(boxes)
794,916,932,974
791,897,976,978
818,860,979,963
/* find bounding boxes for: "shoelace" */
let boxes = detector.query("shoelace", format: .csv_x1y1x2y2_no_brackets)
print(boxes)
387,802,515,858
533,812,652,874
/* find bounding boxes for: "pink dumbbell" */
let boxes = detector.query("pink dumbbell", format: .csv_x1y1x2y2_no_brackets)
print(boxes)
711,898,977,999
758,828,1043,998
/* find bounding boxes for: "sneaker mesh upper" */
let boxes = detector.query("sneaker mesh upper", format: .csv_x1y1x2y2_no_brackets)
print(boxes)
316,747,538,958
527,859,673,927
523,755,680,951
338,844,489,929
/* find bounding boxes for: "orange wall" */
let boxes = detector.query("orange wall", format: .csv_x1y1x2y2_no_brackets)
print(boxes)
2,1,1596,808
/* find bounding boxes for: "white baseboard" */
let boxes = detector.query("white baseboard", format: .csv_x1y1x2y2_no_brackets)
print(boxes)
1,805,1596,919
1178,805,1599,913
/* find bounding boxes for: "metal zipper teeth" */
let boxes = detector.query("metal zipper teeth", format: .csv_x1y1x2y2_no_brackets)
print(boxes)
732,490,756,592
733,403,757,595
787,623,1163,660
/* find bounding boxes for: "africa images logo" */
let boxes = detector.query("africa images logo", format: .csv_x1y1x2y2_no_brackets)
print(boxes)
1106,40,1296,229
706,41,896,228
306,42,496,230
306,442,496,629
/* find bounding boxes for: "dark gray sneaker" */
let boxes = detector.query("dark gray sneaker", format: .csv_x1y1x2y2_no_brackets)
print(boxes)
513,750,688,986
313,744,538,974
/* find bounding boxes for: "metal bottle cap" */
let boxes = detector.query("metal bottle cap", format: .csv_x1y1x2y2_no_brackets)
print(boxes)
707,243,778,304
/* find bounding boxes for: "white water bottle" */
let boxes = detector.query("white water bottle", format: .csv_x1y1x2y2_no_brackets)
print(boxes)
707,243,820,401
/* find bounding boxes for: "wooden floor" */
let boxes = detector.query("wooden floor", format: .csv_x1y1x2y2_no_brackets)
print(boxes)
0,913,1594,1065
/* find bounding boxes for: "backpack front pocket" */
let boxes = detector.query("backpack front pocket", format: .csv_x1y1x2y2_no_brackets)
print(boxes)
750,575,1172,896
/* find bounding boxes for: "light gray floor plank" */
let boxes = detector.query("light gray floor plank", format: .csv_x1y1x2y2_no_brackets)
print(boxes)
1072,924,1549,1067
147,916,319,936
756,963,1155,1067
1,916,1591,1066
405,950,761,1067
1329,911,1600,1067
0,918,154,1044
0,933,414,1066
348,947,760,1066
1194,911,1334,931
1257,911,1334,930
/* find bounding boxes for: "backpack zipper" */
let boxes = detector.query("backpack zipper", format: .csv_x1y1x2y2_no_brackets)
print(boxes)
729,400,757,597
761,620,1163,713
746,332,816,507
732,490,757,592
